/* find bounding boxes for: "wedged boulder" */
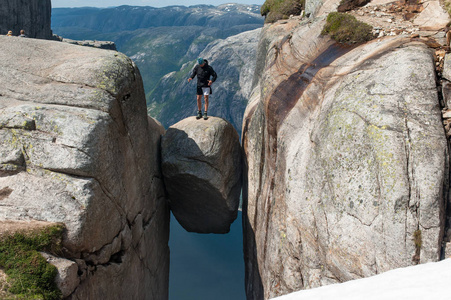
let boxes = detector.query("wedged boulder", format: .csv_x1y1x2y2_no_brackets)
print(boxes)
162,116,242,233
0,36,169,299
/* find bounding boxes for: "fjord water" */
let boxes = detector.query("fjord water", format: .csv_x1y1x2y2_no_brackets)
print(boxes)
169,211,245,299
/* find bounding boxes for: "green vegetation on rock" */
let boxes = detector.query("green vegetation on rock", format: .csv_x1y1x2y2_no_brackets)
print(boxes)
413,229,422,249
445,0,451,18
412,229,422,264
322,12,373,44
261,0,304,23
0,225,65,300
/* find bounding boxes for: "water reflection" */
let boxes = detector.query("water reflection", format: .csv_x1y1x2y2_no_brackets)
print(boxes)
169,211,245,300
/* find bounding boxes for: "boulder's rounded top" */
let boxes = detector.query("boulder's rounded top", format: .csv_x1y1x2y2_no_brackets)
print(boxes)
164,116,240,160
170,116,233,130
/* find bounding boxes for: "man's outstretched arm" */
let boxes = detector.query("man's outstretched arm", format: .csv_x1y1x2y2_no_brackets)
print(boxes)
188,65,198,82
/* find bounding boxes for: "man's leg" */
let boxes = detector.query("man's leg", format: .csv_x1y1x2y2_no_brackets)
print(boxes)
197,95,202,111
203,95,209,120
196,94,202,119
204,95,209,112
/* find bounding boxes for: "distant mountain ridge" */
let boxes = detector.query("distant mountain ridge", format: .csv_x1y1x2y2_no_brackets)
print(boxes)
52,4,262,33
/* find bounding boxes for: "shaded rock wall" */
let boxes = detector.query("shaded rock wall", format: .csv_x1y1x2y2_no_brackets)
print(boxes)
0,36,169,299
441,54,451,258
0,0,52,38
242,16,448,300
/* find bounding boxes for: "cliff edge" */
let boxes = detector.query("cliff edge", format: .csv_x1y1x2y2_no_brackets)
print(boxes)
0,0,52,39
0,36,169,299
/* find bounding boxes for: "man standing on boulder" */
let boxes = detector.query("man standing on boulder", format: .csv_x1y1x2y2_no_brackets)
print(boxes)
188,57,217,120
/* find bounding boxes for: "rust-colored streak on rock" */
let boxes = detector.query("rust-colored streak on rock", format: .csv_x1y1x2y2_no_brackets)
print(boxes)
268,35,293,70
266,43,352,151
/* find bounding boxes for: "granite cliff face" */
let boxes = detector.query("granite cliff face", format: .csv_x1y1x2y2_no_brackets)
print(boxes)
242,1,450,299
0,0,52,38
0,36,169,299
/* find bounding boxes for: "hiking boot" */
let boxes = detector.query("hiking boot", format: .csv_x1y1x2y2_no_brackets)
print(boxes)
196,110,202,119
203,111,208,120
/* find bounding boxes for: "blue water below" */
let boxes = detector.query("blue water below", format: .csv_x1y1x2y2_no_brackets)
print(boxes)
169,211,245,300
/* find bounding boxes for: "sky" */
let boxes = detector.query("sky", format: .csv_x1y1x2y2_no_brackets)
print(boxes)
52,0,264,8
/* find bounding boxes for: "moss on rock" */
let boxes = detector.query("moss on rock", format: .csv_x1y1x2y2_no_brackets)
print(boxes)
0,225,65,300
261,0,305,23
445,1,451,19
322,12,373,44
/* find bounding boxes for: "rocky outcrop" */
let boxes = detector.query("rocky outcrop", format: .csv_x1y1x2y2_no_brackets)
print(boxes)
0,0,52,39
0,36,169,299
243,5,449,299
148,28,262,136
346,0,449,39
162,117,242,233
62,38,117,51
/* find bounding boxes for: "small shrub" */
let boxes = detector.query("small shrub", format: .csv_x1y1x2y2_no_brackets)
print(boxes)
337,0,371,12
445,0,451,18
322,12,373,44
261,0,305,23
0,225,65,300
265,11,285,23
412,229,422,264
413,229,422,249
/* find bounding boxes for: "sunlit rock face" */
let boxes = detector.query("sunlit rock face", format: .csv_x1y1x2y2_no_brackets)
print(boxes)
242,14,448,300
0,0,52,38
0,36,169,299
162,116,242,234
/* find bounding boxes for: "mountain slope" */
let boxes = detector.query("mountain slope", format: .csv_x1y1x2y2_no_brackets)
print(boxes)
52,4,262,32
51,4,264,109
148,28,261,133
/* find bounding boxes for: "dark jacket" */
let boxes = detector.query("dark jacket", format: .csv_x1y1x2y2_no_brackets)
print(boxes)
189,60,217,87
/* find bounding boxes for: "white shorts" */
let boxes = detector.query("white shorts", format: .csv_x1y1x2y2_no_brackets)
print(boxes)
202,87,211,96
